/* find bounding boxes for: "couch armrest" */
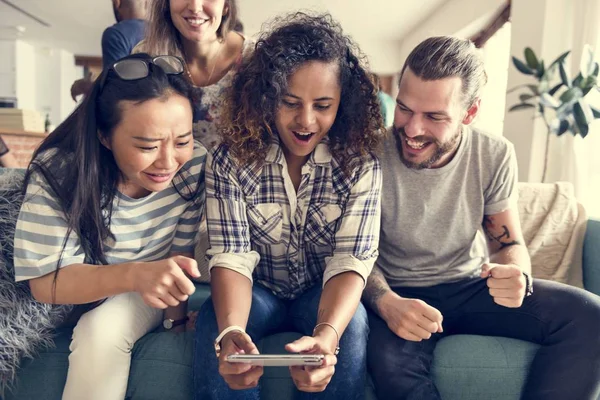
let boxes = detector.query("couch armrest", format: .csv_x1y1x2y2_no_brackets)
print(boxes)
583,219,600,296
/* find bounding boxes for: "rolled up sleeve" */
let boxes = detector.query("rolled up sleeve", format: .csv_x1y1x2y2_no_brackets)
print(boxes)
322,156,382,287
205,146,260,283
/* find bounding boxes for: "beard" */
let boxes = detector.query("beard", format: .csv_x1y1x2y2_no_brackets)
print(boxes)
393,125,462,170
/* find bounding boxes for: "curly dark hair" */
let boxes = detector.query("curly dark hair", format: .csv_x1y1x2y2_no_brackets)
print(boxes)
220,12,384,171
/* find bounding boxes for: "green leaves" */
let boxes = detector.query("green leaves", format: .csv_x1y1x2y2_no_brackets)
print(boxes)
580,44,595,78
513,57,535,75
559,63,571,87
548,83,563,96
559,87,582,103
540,93,561,108
519,93,535,102
509,103,536,112
525,48,539,69
510,46,600,139
572,100,594,138
573,101,590,137
548,50,571,71
512,48,546,78
550,118,570,135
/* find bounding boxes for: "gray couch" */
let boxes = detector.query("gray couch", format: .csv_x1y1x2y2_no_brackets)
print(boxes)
4,185,600,400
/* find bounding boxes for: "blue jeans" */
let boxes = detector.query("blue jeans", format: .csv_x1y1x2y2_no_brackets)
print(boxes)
193,284,369,400
367,278,600,400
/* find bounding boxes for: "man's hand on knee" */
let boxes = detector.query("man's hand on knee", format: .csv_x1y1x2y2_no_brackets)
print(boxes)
379,292,443,341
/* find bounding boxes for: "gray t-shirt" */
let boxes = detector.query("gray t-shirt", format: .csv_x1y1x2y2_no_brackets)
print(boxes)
377,127,518,288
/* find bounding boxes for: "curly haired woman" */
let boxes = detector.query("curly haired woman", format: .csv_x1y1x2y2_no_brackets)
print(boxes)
193,12,384,400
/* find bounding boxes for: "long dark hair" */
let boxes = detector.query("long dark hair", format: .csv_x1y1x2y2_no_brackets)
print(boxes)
220,12,384,171
23,53,197,271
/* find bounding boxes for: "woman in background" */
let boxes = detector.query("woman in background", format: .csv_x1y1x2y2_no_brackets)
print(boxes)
140,0,251,149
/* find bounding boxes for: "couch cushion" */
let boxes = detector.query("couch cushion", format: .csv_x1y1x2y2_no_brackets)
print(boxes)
6,328,540,400
583,219,600,296
188,282,211,311
517,182,586,287
433,335,538,400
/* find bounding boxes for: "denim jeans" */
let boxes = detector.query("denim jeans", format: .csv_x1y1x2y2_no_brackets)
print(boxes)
367,278,600,400
193,284,369,400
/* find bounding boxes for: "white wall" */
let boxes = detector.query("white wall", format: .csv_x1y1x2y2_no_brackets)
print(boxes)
473,22,512,136
15,40,36,111
59,49,82,123
503,0,583,182
397,0,507,69
33,46,63,127
35,46,81,126
357,37,405,76
0,40,17,101
0,39,81,129
0,39,37,109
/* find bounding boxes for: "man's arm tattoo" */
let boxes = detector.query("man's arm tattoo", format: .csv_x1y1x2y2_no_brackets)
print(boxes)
362,265,392,316
482,215,521,250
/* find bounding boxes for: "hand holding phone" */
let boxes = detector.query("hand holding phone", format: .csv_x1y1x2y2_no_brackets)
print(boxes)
227,354,325,367
218,330,263,390
285,335,338,393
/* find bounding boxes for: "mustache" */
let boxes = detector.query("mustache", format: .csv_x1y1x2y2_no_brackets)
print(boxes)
392,126,436,144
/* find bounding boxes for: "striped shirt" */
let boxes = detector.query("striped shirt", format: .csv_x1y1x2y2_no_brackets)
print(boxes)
206,138,381,300
14,142,206,282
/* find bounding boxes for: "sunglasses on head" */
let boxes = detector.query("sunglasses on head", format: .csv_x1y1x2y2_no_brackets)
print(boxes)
98,55,185,93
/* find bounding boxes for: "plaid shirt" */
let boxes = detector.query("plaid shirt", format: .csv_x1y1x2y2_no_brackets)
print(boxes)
205,138,381,300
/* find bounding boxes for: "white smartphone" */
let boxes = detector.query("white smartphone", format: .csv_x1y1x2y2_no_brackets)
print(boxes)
226,354,325,367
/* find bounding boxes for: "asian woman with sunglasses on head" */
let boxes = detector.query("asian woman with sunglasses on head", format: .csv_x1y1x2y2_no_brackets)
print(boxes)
13,53,206,400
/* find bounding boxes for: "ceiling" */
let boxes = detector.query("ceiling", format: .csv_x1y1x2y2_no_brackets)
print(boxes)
0,0,450,56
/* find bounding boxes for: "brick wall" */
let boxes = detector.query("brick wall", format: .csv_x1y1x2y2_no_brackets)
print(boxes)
0,132,45,168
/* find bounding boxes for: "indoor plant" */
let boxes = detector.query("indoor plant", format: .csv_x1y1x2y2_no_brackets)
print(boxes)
509,46,600,180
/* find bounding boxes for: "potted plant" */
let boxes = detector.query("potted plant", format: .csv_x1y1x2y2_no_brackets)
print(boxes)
509,46,600,181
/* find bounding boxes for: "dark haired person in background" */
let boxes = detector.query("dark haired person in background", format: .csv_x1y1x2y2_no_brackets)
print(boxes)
70,0,148,101
0,136,19,168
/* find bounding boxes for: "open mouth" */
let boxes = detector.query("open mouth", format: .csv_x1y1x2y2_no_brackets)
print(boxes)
185,17,208,28
293,131,315,142
404,137,432,152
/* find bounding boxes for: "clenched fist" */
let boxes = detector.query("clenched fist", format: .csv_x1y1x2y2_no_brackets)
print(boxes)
480,263,526,308
378,292,443,341
131,255,200,309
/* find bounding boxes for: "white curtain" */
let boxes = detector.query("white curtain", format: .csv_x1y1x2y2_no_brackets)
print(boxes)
543,0,600,219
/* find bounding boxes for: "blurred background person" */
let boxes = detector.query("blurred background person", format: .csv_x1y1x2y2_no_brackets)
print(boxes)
70,0,149,101
139,0,251,149
0,136,19,168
